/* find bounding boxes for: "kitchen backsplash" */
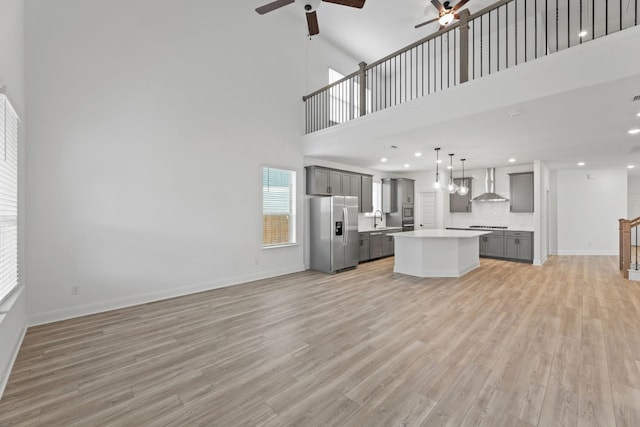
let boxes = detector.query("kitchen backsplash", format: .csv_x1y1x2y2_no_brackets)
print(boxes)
448,203,535,230
446,165,535,231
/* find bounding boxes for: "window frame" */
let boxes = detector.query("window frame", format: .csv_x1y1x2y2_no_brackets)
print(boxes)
262,166,297,249
0,92,20,305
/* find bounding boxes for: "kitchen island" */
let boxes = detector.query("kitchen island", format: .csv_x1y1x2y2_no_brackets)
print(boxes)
388,229,491,278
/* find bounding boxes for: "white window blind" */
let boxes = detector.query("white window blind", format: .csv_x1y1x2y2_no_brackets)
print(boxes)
0,93,19,304
263,167,296,247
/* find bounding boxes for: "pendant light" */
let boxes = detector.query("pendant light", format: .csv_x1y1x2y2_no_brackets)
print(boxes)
446,153,458,194
433,148,442,190
457,158,469,195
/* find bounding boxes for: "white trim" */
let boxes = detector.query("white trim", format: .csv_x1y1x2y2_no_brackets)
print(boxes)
0,287,26,399
28,265,305,327
556,251,618,256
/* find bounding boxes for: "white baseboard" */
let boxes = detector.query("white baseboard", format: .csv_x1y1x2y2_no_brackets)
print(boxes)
28,265,305,327
0,325,26,399
556,250,618,256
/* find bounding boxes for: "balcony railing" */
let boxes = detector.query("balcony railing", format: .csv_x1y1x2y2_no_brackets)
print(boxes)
303,0,639,134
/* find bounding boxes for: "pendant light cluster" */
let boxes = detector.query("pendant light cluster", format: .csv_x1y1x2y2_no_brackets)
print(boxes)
433,149,469,196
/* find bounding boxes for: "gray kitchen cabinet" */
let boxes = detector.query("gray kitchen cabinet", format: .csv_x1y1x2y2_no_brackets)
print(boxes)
382,231,395,256
360,175,373,213
343,172,361,200
369,231,384,259
479,231,505,258
306,166,343,195
382,178,415,212
449,178,473,213
359,232,370,262
382,179,397,213
398,179,415,203
504,231,533,262
509,172,534,213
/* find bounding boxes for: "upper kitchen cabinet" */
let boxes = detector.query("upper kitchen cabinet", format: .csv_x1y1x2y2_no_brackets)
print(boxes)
450,178,472,213
343,173,361,199
360,175,373,213
305,166,373,213
382,178,415,212
306,166,343,196
509,172,534,213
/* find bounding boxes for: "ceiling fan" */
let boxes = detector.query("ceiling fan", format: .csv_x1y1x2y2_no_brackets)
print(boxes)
255,0,366,36
415,0,470,30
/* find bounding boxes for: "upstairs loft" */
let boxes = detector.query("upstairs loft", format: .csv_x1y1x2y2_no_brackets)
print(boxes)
302,0,640,164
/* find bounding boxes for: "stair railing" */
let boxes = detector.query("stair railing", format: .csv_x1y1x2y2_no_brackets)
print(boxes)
303,0,640,134
619,217,640,279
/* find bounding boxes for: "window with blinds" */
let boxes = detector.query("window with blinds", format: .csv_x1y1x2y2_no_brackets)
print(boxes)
263,167,296,247
0,93,19,304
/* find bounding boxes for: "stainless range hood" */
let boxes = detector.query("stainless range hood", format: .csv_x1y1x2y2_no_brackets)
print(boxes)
472,168,509,202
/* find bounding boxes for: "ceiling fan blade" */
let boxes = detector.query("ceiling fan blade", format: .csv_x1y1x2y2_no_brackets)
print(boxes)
414,17,439,29
306,11,320,35
322,0,366,8
453,13,460,19
255,0,295,15
431,0,445,13
452,0,470,12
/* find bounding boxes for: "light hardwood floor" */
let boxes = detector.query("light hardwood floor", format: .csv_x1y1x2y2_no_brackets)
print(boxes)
1,256,640,426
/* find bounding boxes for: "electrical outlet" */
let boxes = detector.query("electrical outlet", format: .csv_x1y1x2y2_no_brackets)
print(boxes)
71,286,80,295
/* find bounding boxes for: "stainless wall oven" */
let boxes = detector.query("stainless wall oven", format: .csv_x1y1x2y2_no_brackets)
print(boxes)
401,203,414,231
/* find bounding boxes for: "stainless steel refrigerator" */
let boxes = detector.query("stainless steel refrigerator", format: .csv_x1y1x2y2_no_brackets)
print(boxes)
310,196,359,274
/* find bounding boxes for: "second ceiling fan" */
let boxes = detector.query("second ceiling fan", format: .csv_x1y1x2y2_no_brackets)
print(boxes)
255,0,366,36
415,0,470,30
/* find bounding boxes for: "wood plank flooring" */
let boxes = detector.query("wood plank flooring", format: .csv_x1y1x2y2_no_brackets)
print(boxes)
1,255,640,426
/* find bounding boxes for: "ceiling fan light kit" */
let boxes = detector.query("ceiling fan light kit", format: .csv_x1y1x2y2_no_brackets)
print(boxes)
255,0,366,36
415,0,470,30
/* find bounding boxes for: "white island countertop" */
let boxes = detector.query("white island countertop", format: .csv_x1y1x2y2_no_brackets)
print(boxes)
389,229,490,239
389,229,490,278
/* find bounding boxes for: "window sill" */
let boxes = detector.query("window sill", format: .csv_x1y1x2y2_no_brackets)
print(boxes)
0,286,23,314
262,243,298,250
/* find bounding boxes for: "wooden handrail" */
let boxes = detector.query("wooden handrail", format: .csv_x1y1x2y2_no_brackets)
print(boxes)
619,217,640,279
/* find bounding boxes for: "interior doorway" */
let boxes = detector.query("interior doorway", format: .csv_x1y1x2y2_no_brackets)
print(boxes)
419,192,437,229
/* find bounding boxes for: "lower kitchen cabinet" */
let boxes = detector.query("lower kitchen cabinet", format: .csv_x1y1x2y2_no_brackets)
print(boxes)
479,231,505,258
369,231,384,259
382,231,394,257
504,231,533,262
362,230,396,261
359,232,370,262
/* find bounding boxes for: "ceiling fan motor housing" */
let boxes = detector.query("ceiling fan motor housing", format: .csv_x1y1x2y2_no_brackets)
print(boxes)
297,0,321,12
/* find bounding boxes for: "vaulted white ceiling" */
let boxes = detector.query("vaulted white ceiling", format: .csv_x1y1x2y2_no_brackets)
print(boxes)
253,0,640,174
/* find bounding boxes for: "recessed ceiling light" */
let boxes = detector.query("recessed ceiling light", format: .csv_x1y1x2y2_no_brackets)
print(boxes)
578,30,588,37
436,159,442,164
508,158,516,163
414,152,422,157
380,158,388,162
404,164,410,168
637,112,640,117
446,165,453,169
577,162,585,166
629,129,640,135
628,165,636,169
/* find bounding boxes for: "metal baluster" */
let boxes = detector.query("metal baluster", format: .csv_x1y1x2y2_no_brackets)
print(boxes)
535,0,538,57
481,16,483,77
525,0,528,60
497,7,500,72
568,0,570,48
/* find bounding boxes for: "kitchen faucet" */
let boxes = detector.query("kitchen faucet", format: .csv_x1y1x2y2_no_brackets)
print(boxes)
373,210,383,228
